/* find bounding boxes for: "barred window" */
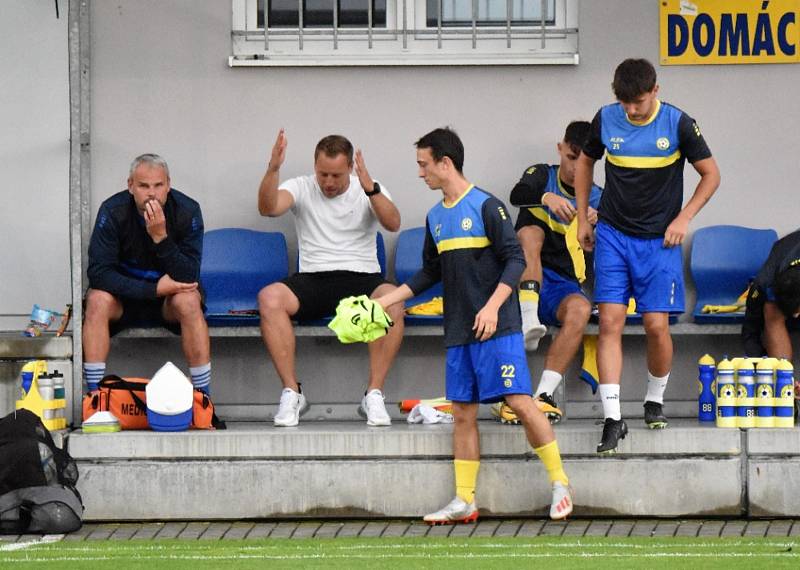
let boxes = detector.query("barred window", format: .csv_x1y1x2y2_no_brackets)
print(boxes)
230,0,578,66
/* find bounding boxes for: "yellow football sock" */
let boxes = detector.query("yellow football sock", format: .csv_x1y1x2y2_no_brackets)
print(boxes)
454,459,480,503
579,334,599,394
519,289,539,303
534,440,569,486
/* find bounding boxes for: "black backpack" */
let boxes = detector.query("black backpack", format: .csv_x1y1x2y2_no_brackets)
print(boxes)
0,409,83,534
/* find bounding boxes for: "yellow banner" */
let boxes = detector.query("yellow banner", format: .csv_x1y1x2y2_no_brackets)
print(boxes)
660,0,800,64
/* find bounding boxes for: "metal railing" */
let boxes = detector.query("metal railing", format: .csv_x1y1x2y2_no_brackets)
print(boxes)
231,0,578,65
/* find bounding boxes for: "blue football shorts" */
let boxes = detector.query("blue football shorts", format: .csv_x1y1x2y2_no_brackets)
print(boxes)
539,267,587,326
593,222,685,313
445,332,533,404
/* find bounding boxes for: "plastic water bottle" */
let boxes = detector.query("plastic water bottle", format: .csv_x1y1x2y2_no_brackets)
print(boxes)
52,370,66,420
38,374,55,420
755,357,777,428
774,358,795,428
716,357,736,428
698,354,716,422
736,359,755,428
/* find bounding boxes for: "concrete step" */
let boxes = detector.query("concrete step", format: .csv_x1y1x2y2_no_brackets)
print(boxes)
64,419,800,521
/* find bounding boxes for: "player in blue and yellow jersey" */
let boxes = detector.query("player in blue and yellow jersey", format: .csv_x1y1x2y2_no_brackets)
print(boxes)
491,121,602,425
575,59,720,453
376,128,573,524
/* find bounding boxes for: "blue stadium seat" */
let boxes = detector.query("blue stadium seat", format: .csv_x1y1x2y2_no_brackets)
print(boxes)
201,228,289,326
394,227,443,325
691,225,778,324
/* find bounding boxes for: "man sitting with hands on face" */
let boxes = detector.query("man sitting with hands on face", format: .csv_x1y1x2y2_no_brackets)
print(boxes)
83,153,211,396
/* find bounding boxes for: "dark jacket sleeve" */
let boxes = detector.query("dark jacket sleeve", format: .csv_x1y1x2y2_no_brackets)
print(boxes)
582,110,606,161
483,198,526,288
87,204,158,299
509,164,550,207
155,201,204,283
741,242,783,356
405,218,442,296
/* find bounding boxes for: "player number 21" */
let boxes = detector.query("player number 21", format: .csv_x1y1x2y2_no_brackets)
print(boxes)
500,364,516,378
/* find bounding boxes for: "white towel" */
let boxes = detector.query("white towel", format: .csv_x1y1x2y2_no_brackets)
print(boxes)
407,403,454,424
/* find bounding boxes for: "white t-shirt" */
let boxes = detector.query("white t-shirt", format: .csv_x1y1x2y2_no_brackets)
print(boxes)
281,174,392,273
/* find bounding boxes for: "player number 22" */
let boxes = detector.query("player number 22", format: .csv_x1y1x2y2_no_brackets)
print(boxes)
500,364,516,379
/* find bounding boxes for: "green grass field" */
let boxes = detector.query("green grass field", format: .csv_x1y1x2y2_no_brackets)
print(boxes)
2,536,799,569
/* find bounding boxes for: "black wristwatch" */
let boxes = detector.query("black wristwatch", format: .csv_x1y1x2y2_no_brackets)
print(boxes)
365,182,381,197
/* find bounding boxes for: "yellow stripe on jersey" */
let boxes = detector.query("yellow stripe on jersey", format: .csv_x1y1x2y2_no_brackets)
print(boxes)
437,236,490,253
531,207,569,235
606,149,682,169
530,207,587,282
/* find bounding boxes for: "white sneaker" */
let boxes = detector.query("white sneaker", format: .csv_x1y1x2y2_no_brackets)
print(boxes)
423,496,478,525
359,389,392,426
550,481,573,520
520,302,547,351
273,388,309,427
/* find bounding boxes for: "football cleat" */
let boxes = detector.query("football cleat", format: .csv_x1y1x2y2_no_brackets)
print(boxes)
550,482,573,520
423,496,479,525
596,417,628,454
644,401,668,429
535,393,563,424
490,402,520,424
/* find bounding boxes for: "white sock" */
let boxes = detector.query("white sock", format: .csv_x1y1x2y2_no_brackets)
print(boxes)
645,371,669,404
535,370,563,398
598,383,621,420
520,301,543,329
83,362,106,392
189,362,212,395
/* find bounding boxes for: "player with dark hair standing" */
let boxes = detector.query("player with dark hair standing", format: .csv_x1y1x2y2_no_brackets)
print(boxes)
575,58,720,453
377,127,573,524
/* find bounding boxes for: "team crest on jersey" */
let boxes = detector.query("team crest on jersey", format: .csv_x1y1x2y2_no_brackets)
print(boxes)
461,217,473,231
434,223,442,238
656,137,670,150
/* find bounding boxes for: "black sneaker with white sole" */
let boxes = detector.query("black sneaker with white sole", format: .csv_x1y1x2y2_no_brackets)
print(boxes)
643,401,668,429
596,418,628,454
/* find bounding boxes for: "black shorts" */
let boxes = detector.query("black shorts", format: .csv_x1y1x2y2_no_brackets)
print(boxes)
105,292,206,336
284,271,391,321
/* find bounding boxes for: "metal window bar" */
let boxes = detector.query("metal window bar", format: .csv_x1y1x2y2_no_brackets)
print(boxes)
540,0,546,48
471,0,477,49
263,1,270,50
298,0,304,49
368,0,373,48
333,0,339,49
402,0,407,49
506,0,511,48
437,0,442,49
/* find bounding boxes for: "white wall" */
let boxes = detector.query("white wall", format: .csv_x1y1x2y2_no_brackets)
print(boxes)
0,1,71,330
90,1,800,258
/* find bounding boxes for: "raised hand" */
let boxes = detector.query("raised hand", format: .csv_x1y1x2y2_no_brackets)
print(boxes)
354,149,374,193
144,199,167,243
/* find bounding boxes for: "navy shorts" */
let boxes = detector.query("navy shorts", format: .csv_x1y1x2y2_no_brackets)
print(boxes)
445,333,533,404
539,267,587,326
284,271,391,321
593,222,685,313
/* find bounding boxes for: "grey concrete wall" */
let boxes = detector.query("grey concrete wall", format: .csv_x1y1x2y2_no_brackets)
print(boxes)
85,0,800,412
0,1,71,330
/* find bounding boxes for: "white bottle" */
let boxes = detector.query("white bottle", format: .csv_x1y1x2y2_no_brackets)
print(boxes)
38,375,55,420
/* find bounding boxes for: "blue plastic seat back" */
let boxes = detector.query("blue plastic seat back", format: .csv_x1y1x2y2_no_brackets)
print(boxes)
201,228,289,324
691,225,778,323
395,227,443,324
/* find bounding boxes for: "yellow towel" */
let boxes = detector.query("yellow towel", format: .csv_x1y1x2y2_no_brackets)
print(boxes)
406,296,444,316
701,289,749,314
579,335,599,394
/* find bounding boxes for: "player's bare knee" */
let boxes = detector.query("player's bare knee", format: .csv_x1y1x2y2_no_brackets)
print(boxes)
598,312,625,336
84,289,119,322
643,317,670,339
258,285,287,315
563,298,591,327
169,291,203,322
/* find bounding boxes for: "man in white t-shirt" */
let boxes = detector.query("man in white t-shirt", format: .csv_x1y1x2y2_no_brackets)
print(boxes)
257,129,405,427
